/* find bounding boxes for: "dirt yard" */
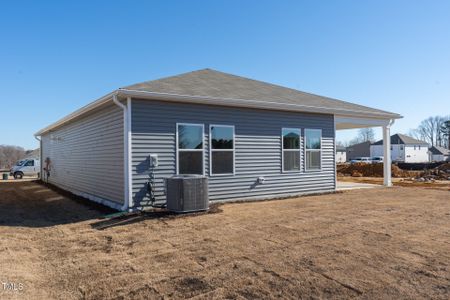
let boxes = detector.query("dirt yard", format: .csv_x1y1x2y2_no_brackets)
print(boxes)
1,181,449,299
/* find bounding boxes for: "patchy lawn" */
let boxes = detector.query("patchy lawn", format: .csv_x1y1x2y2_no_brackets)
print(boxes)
0,181,449,299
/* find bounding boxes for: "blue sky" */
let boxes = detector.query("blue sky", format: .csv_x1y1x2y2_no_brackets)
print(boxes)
1,0,449,149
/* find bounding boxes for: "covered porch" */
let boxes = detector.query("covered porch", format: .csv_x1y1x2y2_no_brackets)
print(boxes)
335,115,396,187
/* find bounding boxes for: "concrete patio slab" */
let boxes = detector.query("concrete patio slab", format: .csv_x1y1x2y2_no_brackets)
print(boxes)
337,181,380,191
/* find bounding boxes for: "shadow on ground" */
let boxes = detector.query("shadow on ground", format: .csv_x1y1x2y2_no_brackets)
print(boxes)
0,181,114,227
0,180,223,228
90,204,223,230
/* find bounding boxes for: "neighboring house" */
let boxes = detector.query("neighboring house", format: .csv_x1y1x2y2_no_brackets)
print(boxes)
428,146,450,162
336,146,347,163
35,69,401,211
371,134,429,163
346,141,371,161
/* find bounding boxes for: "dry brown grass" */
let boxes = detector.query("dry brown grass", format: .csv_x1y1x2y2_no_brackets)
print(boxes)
1,181,449,299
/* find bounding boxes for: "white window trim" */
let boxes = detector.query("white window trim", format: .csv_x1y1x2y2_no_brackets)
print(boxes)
304,128,322,172
281,128,301,173
176,123,205,175
209,124,235,176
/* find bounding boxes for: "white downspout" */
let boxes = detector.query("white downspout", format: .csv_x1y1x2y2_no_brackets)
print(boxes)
113,94,130,211
126,97,133,208
34,135,42,180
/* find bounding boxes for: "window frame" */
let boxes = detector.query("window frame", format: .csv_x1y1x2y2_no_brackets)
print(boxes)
281,128,302,173
209,124,235,176
304,128,322,172
176,123,205,175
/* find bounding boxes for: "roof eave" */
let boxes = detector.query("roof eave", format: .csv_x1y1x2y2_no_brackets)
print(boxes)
34,91,117,136
118,89,402,120
34,88,402,136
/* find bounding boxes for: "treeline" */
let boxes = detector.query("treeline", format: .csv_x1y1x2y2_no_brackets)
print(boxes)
409,116,450,149
0,145,36,169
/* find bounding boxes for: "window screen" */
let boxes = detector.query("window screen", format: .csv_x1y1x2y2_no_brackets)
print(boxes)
305,129,321,170
282,128,300,171
177,124,204,174
210,125,234,175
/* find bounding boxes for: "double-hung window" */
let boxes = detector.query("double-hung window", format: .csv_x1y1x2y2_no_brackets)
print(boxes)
210,125,234,175
177,123,204,175
305,129,321,170
282,128,301,171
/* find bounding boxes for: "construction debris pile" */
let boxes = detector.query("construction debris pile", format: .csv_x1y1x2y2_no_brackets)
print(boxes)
417,162,450,181
338,162,450,181
337,163,413,178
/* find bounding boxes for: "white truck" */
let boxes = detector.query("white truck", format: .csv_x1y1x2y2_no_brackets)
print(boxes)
10,158,40,179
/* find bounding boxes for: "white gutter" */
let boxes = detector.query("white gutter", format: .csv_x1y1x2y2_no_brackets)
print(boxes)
34,91,115,136
118,89,403,120
112,94,131,211
35,89,402,136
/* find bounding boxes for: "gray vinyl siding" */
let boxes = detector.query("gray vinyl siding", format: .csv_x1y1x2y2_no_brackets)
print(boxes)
41,102,124,206
131,99,335,207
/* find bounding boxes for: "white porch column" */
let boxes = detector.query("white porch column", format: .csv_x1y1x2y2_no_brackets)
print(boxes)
383,123,392,186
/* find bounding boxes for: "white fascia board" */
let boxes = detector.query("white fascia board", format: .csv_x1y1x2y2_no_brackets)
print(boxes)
35,88,402,136
34,91,116,136
118,89,403,120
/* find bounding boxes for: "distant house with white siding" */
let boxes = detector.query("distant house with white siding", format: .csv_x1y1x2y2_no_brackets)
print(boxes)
428,146,450,162
370,134,429,163
336,146,346,163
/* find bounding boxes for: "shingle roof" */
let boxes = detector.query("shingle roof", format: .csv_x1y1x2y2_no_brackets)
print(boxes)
121,69,400,118
428,145,450,155
372,133,429,146
36,69,402,136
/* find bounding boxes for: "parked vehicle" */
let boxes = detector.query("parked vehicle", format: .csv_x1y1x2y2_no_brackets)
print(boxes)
371,156,384,164
10,158,40,179
350,157,371,164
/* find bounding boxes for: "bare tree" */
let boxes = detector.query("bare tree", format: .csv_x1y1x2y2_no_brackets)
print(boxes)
418,117,437,145
0,145,26,169
414,116,449,147
441,119,450,149
357,128,375,143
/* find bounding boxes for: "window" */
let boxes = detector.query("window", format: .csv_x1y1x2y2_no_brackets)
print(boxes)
305,129,321,170
282,128,301,171
177,123,204,175
210,125,234,175
24,160,34,167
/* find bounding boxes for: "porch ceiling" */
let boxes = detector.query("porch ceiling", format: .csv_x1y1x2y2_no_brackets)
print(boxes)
335,115,394,130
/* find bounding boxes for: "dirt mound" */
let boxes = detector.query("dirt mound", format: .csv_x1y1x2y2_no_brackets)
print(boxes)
337,163,414,178
437,162,450,172
421,162,450,180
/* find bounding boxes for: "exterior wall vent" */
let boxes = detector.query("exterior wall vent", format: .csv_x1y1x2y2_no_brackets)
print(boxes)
166,175,209,213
